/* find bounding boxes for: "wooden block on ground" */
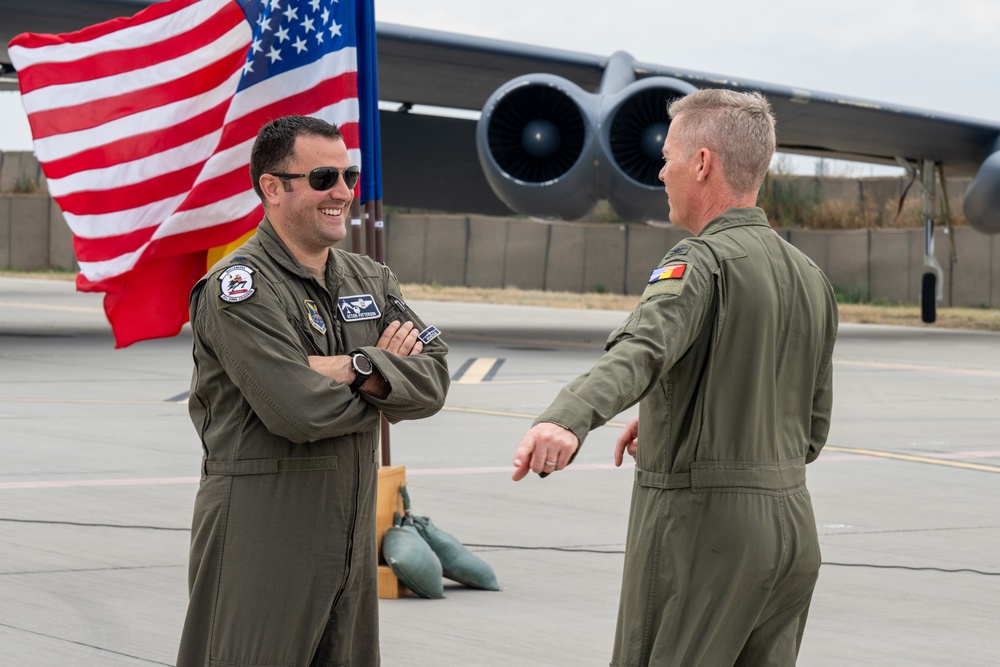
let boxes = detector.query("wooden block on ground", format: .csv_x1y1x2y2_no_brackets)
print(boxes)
376,465,408,599
378,564,410,600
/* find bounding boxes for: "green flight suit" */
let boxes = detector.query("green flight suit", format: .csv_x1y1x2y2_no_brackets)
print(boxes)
537,208,838,666
177,219,449,667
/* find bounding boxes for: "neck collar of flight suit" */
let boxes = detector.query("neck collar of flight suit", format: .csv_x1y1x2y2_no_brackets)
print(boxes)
697,207,770,237
255,217,342,293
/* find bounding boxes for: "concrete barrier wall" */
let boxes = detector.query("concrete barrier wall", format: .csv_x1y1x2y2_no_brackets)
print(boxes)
1,141,996,309
386,213,1000,309
2,198,996,309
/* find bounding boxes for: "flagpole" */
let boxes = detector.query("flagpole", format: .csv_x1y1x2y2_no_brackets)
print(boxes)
350,199,363,254
374,199,385,266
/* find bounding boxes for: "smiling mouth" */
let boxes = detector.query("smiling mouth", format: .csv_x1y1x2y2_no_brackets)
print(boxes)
320,207,344,216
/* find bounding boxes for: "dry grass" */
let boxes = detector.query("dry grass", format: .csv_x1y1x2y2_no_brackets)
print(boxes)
2,272,997,332
400,283,641,311
835,303,1000,331
402,284,1000,332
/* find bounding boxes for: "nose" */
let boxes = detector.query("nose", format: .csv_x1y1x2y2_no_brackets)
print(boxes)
658,164,666,183
332,174,354,200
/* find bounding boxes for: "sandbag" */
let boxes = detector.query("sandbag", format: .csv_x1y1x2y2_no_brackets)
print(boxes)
381,513,444,599
411,515,500,591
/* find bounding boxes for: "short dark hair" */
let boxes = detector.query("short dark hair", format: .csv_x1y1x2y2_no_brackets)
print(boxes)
249,115,344,201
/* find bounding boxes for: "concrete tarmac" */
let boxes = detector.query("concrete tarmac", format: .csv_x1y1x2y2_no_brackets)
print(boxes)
1,276,998,666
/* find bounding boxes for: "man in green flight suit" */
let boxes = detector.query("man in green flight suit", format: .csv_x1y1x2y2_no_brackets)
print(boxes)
177,116,450,666
513,89,838,665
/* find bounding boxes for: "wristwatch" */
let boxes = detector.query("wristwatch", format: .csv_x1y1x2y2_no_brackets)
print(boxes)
349,352,373,392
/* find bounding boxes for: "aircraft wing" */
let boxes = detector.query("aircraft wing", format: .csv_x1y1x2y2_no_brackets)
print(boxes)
3,5,999,229
377,23,999,175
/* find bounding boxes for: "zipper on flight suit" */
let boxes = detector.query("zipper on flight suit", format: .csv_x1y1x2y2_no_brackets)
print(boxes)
319,275,363,618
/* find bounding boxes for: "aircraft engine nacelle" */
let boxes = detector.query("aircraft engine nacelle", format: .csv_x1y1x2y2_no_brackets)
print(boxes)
598,77,698,221
964,147,1000,234
475,73,696,221
475,75,599,220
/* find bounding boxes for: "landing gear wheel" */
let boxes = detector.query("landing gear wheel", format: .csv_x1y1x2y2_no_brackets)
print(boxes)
921,272,937,324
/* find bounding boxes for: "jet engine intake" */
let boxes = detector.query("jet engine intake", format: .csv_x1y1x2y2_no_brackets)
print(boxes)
600,77,698,221
475,73,696,221
475,75,599,220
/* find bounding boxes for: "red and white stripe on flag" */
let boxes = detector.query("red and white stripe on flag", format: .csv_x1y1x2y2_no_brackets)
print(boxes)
8,0,361,347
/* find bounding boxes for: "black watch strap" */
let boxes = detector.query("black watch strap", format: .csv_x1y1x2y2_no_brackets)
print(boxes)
349,352,372,393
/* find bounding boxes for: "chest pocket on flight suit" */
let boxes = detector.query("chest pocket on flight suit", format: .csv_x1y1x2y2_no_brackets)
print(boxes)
337,287,392,351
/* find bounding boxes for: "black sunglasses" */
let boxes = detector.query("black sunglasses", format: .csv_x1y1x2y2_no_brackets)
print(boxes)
268,165,360,191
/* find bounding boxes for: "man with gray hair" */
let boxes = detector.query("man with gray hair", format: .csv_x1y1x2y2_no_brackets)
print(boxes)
512,89,838,665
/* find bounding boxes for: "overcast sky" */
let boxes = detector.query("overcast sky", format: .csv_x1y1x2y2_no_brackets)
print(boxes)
3,0,998,175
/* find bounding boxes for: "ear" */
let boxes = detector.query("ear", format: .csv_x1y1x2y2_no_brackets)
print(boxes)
695,148,712,183
259,174,284,207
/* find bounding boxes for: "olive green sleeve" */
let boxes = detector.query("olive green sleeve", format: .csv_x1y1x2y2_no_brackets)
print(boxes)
808,292,839,463
355,267,450,424
534,258,714,447
193,277,379,444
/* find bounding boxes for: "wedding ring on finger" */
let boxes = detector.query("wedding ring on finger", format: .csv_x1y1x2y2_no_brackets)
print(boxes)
544,460,557,468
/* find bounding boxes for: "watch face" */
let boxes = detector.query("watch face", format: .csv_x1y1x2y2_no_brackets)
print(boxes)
353,354,373,374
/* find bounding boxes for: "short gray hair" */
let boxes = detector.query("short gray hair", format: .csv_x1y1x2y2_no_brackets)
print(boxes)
668,89,776,196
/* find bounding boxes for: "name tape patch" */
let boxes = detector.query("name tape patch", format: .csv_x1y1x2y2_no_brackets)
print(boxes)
418,325,441,344
648,263,687,284
337,294,381,321
219,265,255,303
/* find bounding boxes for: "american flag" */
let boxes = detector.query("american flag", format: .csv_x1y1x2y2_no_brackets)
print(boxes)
8,0,381,347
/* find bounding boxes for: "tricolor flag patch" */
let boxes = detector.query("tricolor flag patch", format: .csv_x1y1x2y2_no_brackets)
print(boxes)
648,263,687,283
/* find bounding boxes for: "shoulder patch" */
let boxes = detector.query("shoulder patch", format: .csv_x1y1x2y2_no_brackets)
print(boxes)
218,265,256,303
337,294,381,321
643,262,689,298
648,263,687,283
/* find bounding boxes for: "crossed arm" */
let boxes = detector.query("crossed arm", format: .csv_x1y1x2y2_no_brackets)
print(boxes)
307,320,423,399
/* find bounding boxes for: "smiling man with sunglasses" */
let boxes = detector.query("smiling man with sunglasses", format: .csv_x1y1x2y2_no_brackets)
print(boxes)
177,115,450,667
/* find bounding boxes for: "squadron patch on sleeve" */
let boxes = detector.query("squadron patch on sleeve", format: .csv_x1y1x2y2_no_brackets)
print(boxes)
218,265,255,303
417,325,441,344
337,294,381,321
304,300,327,334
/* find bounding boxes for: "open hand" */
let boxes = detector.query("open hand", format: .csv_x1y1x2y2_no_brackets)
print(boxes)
378,320,423,357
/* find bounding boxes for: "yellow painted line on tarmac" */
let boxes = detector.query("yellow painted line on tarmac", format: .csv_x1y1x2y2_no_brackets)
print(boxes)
4,399,996,473
446,333,605,350
442,405,539,420
454,357,500,384
835,359,1000,378
825,446,1000,473
0,397,185,406
0,300,102,314
442,404,626,427
442,407,999,473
